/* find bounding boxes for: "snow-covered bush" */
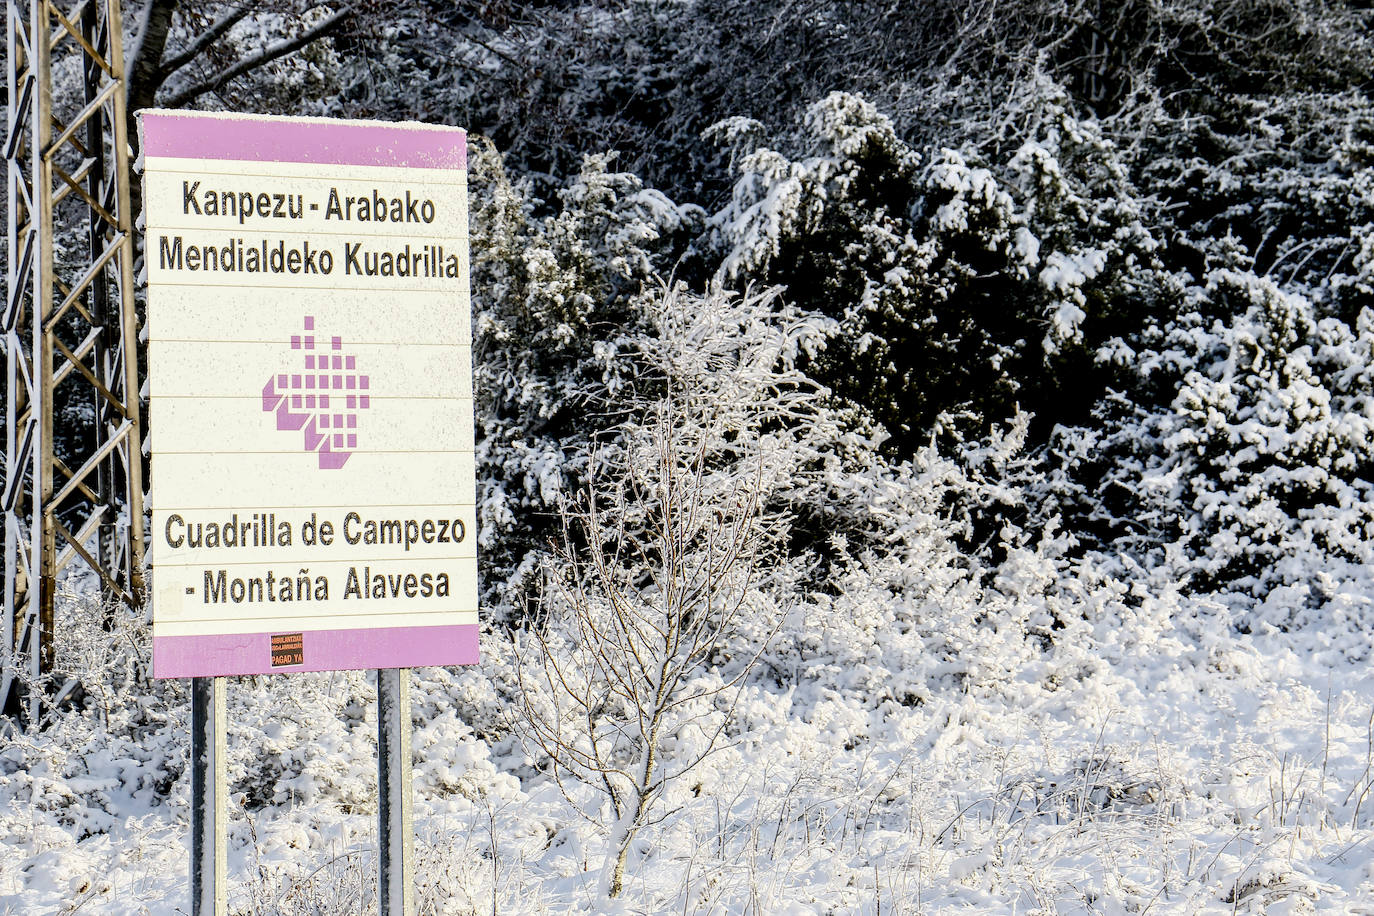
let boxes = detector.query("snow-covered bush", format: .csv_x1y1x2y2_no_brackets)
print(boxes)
0,590,183,842
771,411,1092,724
1135,90,1374,299
1069,269,1374,611
707,90,1168,455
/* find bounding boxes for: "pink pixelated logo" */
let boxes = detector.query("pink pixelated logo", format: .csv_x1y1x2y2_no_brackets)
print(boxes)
261,316,370,470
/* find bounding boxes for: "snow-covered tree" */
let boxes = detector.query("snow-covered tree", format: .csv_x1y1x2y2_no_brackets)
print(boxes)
707,90,1168,456
516,283,831,897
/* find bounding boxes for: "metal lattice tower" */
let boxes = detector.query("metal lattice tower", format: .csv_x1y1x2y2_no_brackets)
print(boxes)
4,0,145,723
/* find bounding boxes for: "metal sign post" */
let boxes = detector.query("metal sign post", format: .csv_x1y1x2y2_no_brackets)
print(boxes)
377,668,415,916
191,676,227,916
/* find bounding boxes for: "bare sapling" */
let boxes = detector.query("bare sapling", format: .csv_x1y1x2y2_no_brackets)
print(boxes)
519,402,780,898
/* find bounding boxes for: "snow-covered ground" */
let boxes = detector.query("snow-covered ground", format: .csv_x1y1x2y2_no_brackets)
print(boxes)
3,568,1373,915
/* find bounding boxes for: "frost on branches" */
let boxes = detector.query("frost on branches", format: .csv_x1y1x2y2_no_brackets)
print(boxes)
470,143,702,622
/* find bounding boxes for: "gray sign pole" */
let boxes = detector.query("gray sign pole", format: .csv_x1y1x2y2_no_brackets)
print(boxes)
191,676,227,915
377,667,415,916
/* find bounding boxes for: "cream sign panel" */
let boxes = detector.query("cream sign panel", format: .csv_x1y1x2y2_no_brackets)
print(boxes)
140,111,477,677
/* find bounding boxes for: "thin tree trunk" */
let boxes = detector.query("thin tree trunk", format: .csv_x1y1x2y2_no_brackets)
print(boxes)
126,0,179,143
603,711,663,898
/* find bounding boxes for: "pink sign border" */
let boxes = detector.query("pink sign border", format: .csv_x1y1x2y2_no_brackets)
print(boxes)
139,110,466,170
154,624,480,677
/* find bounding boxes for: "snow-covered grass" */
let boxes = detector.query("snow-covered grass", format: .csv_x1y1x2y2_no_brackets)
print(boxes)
4,563,1374,915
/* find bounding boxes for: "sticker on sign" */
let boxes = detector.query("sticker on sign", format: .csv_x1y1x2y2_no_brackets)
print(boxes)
139,111,477,677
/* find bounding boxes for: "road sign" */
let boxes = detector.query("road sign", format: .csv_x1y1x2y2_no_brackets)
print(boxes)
140,111,477,678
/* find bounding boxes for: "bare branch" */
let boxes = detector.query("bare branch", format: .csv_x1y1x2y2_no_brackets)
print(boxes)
161,3,358,109
156,4,254,80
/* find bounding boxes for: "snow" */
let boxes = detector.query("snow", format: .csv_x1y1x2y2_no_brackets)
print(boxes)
4,560,1374,913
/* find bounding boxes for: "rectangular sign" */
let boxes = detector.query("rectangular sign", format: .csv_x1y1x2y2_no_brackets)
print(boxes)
140,111,477,677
